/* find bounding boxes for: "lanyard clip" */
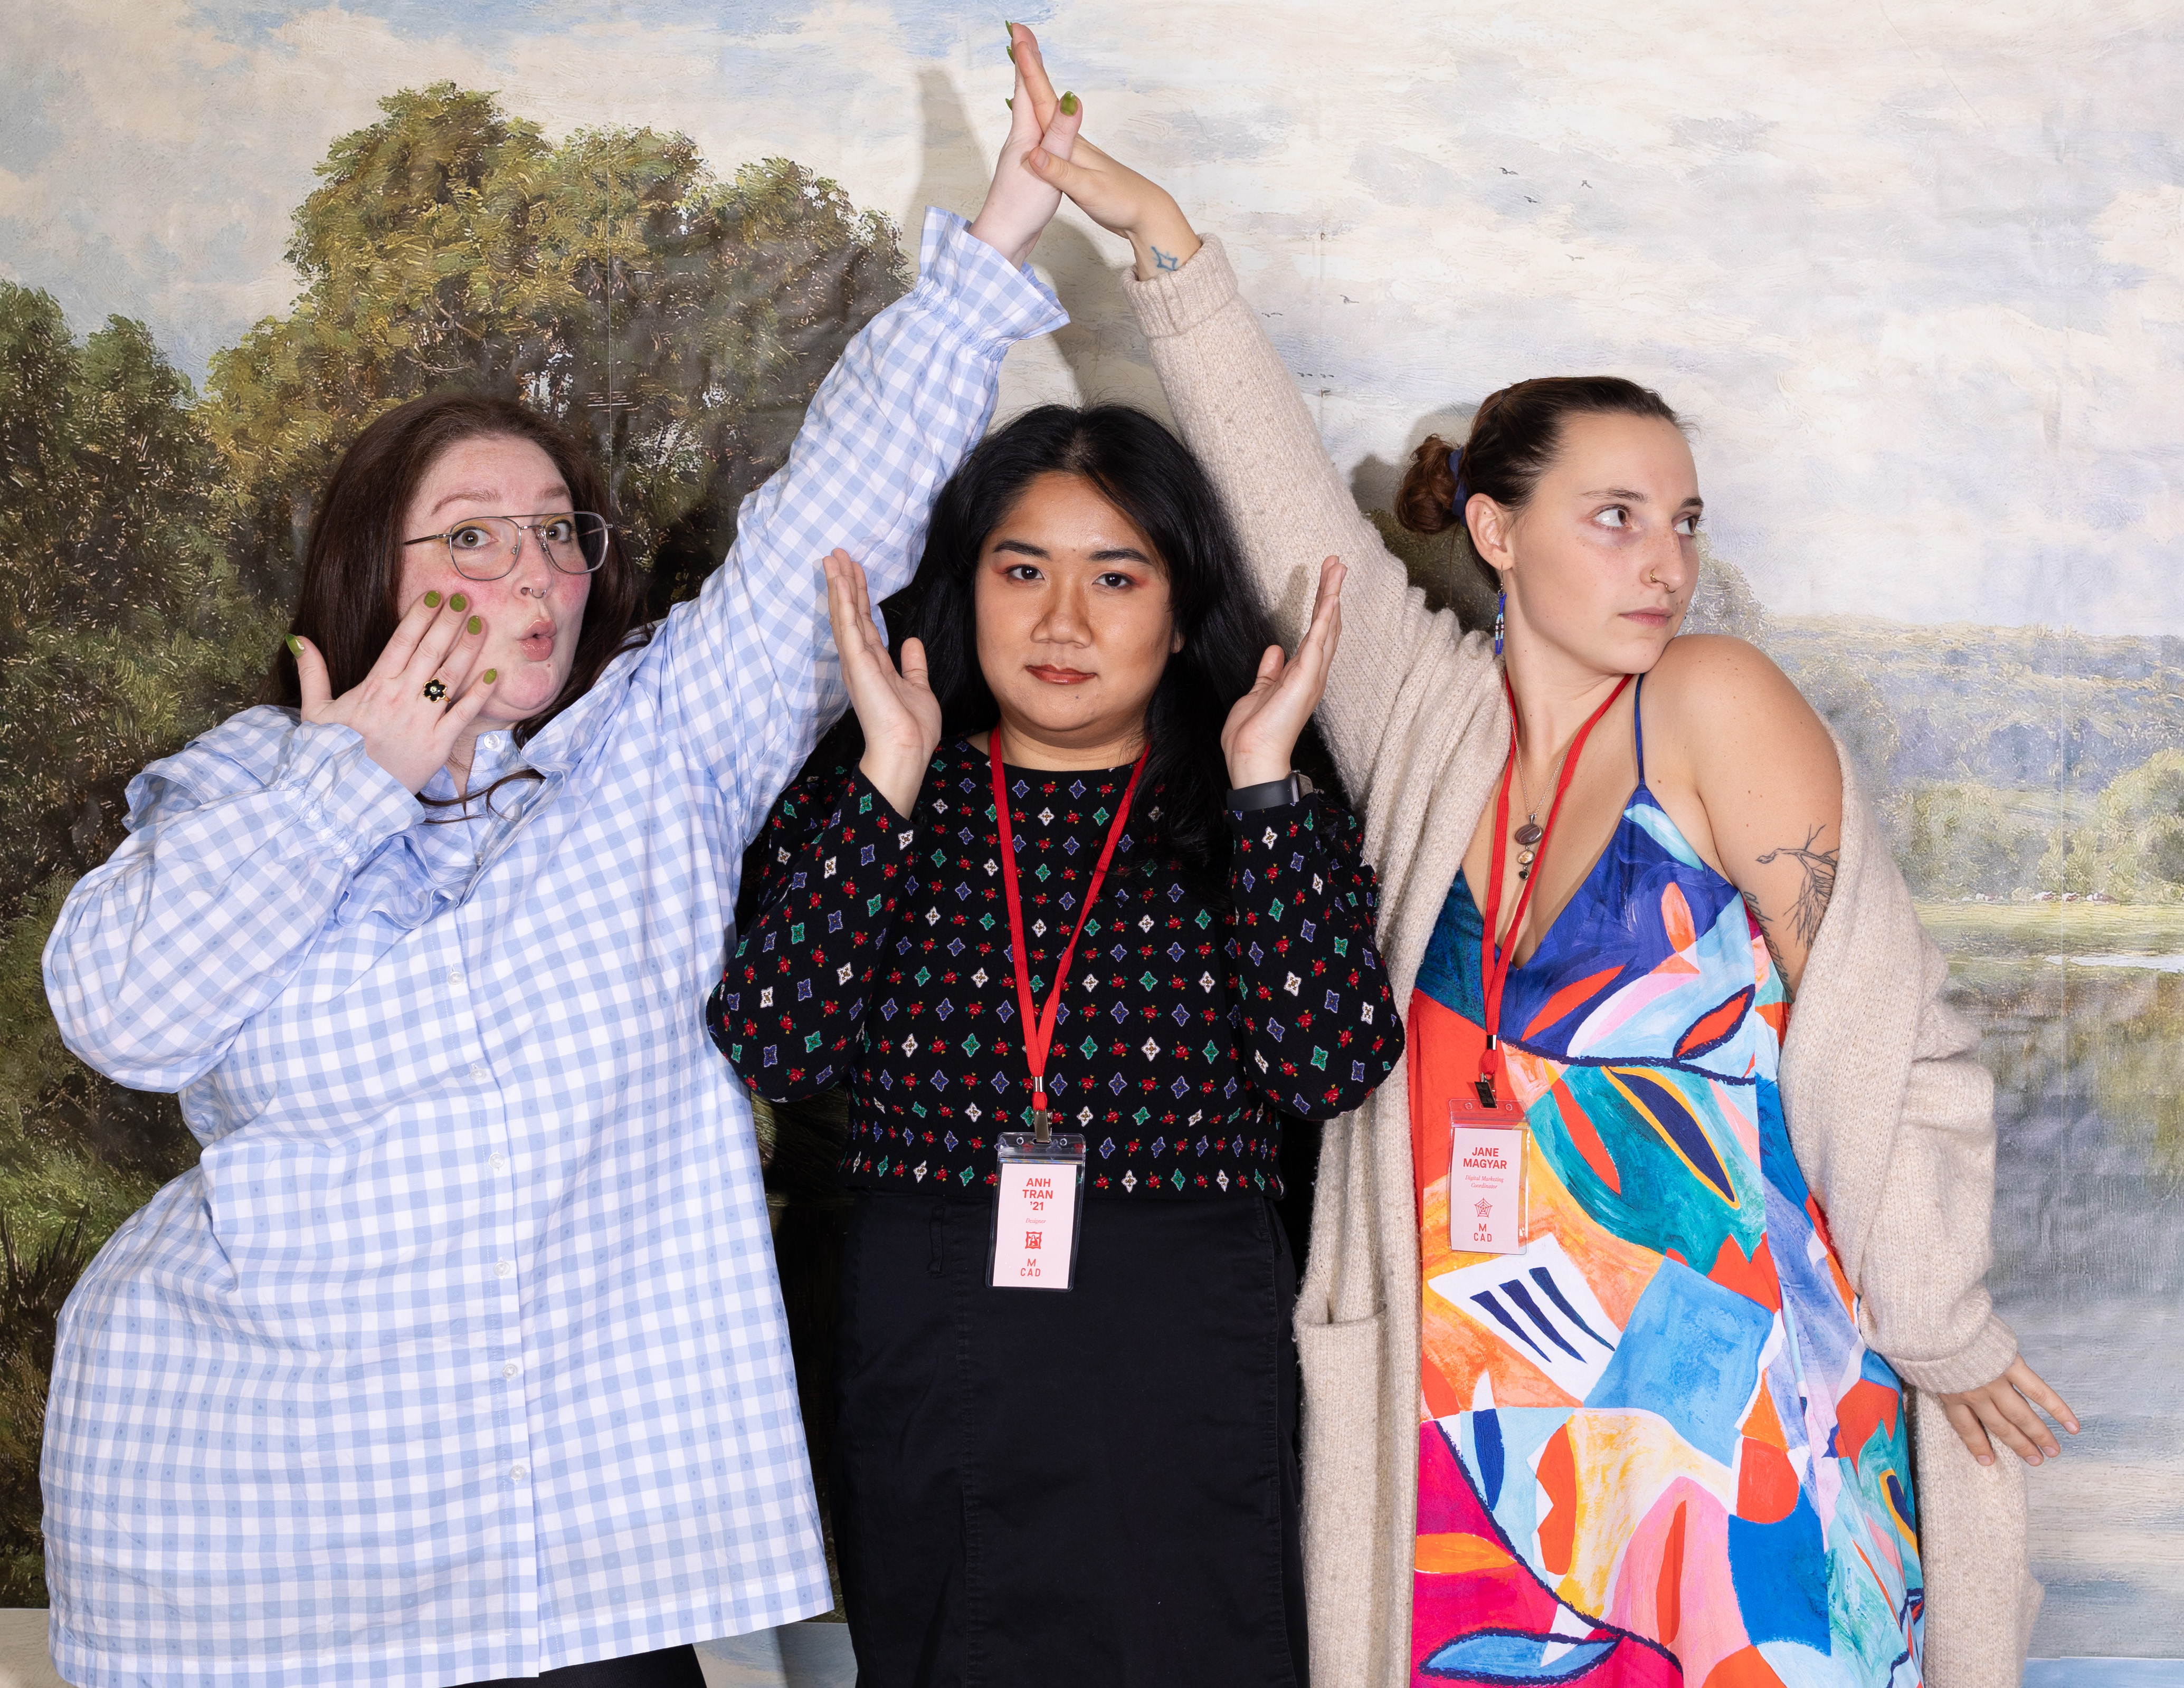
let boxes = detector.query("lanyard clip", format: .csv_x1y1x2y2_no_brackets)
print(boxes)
1030,1102,1052,1145
1473,1076,1498,1109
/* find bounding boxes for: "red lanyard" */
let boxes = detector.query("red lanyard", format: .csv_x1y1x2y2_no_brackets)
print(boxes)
991,736,1150,1140
1476,673,1632,1107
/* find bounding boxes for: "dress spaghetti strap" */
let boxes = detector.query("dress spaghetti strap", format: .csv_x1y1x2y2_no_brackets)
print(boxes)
1632,672,1647,784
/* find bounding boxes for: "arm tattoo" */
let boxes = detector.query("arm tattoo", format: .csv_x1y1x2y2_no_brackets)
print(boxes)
1150,244,1181,273
1754,826,1839,950
1742,890,1791,993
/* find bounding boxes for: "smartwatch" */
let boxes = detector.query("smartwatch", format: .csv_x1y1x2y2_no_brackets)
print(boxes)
1226,771,1314,812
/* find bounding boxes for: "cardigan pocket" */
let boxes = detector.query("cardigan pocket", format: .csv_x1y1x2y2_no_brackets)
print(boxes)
1296,1306,1386,1688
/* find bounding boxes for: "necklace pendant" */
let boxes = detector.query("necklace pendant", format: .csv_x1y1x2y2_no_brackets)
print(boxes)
1513,822,1544,847
1516,847,1535,868
1516,864,1532,881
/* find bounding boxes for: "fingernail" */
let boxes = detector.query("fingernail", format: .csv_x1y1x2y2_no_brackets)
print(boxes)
2067,1421,2081,1433
423,590,442,608
1978,1455,1992,1465
1004,98,1014,111
1006,43,1015,62
1060,91,1079,116
285,634,301,655
467,615,482,635
450,593,468,612
482,669,498,684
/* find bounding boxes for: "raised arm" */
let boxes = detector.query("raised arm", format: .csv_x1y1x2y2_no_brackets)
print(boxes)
43,710,420,1095
663,47,1082,843
1003,28,1486,796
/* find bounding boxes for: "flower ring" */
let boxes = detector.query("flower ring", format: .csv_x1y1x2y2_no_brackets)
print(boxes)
421,678,449,703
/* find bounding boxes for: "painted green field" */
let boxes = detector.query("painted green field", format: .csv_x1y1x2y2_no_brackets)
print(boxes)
1915,901,2184,960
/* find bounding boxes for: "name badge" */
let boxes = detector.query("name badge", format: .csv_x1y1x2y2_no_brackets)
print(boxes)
990,1131,1087,1290
1449,1099,1527,1255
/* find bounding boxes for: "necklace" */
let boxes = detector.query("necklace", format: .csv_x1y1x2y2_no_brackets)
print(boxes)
1503,679,1621,881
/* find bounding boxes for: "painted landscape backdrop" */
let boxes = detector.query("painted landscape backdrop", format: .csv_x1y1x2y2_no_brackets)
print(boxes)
6,0,2183,1655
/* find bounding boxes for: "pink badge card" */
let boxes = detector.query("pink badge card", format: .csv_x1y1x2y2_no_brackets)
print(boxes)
990,1133,1086,1290
1448,1101,1527,1255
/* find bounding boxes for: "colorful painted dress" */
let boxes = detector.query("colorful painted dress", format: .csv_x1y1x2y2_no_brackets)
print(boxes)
1407,690,1923,1688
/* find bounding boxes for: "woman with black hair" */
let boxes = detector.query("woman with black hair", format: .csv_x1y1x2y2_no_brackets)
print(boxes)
709,402,1404,1686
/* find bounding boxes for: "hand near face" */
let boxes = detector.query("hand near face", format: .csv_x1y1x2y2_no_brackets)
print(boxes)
828,549,942,818
291,592,499,795
1221,556,1345,790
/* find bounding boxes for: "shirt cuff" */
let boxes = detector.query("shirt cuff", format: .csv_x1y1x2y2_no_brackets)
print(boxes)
914,206,1069,354
844,764,920,834
1226,795,1311,832
1121,232,1241,341
274,721,423,869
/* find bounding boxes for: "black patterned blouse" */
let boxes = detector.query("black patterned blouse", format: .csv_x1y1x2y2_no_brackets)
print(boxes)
709,736,1403,1199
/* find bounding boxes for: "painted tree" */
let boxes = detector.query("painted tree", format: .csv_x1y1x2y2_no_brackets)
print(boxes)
204,83,911,612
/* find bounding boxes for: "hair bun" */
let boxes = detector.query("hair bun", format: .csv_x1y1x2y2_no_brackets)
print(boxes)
1395,433,1463,537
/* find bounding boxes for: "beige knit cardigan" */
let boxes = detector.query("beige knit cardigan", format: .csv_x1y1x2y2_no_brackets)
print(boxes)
1121,240,2041,1688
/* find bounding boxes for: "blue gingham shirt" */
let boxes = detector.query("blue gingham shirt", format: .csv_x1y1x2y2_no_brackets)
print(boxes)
40,209,1064,1688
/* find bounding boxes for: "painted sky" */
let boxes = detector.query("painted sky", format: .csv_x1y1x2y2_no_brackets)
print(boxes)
4,0,2181,631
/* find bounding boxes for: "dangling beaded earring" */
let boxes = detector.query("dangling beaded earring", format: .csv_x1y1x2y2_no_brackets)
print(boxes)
1493,590,1506,660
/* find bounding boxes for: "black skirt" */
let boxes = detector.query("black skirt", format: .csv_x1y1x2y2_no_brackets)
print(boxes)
831,1190,1307,1688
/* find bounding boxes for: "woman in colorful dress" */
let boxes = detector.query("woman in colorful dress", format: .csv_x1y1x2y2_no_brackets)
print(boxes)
37,64,1082,1688
710,392,1403,1679
1003,27,2076,1688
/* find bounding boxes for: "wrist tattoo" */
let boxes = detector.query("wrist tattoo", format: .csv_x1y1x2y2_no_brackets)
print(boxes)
1151,244,1181,273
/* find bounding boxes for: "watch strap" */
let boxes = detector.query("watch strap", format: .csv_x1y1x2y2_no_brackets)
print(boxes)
1226,772,1313,812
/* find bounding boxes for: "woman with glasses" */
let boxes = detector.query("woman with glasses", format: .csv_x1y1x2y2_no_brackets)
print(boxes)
37,70,1081,1688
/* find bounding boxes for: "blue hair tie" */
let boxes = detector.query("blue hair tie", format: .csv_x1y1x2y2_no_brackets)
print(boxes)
1447,446,1468,515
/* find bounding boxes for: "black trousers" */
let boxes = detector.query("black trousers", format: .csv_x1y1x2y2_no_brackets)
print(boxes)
831,1189,1307,1688
467,1644,704,1688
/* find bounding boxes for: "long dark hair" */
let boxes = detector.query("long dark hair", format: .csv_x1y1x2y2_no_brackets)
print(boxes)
901,404,1281,881
1394,375,1686,594
261,394,650,766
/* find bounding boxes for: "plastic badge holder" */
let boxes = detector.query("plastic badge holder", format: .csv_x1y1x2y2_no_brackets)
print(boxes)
990,1131,1088,1290
1448,1095,1528,1255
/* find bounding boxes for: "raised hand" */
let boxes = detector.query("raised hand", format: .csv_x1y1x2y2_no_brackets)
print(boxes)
292,589,498,795
826,549,941,818
1221,556,1345,790
964,24,1085,268
1940,1355,2081,1467
1005,25,1202,281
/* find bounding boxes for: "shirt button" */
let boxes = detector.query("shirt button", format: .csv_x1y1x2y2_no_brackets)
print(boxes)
489,1152,507,1172
495,1260,513,1279
502,1360,521,1379
447,970,462,987
470,1063,487,1079
509,1464,528,1483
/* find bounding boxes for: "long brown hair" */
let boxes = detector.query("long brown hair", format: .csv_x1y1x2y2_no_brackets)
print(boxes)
261,393,650,754
1394,376,1685,597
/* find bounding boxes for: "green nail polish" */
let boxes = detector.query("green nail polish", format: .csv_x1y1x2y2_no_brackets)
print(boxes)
1004,97,1014,110
423,590,442,608
467,615,482,635
449,593,467,612
285,634,302,655
482,669,498,684
1060,91,1079,116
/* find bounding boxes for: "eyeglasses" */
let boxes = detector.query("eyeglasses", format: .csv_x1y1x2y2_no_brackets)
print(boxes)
401,513,612,581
